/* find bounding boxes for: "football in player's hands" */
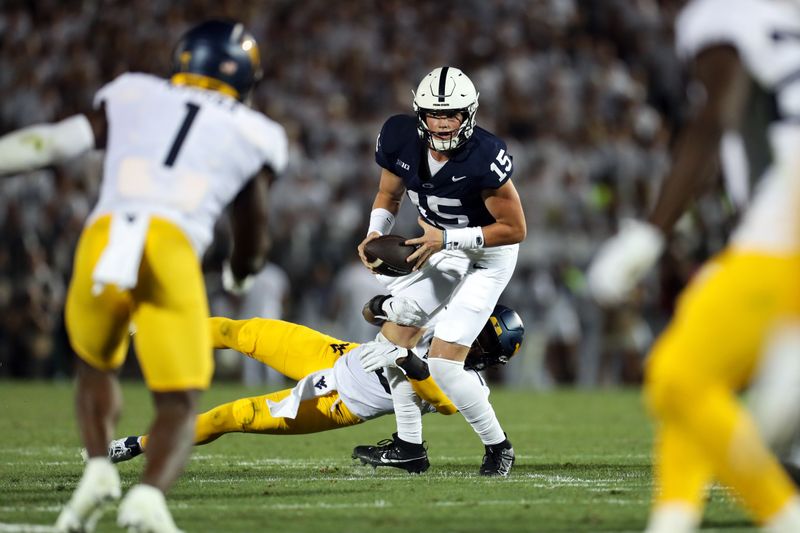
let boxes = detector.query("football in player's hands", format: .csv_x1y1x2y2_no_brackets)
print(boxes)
363,235,416,277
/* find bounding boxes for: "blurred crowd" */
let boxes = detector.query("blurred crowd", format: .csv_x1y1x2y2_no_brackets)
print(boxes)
0,0,735,386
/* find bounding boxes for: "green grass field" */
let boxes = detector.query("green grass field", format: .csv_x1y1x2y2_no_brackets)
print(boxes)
0,382,755,532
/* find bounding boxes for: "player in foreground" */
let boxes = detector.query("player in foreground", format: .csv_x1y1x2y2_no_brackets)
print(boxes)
357,66,526,477
0,19,287,533
588,0,800,530
105,300,524,476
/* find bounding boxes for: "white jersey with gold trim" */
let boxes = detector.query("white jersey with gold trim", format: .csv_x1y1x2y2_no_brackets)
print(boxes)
89,72,288,254
677,0,800,253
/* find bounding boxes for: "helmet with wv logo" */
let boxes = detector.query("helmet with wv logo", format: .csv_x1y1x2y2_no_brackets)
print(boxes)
171,19,262,101
413,66,479,152
465,305,524,371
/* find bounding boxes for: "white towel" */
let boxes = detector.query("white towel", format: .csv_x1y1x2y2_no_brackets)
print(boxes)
92,212,150,295
267,368,337,419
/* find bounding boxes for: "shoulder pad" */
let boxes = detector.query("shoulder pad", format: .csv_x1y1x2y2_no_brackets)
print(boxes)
378,114,417,154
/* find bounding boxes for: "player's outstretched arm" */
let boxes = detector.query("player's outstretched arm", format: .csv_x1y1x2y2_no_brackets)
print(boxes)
0,108,105,176
648,46,749,234
396,351,457,415
588,45,749,305
409,377,457,415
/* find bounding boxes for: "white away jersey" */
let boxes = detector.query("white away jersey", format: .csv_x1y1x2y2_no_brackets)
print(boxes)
677,0,800,252
333,340,489,420
333,349,396,420
90,73,288,254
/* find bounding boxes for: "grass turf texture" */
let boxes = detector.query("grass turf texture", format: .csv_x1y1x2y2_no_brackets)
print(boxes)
0,382,755,532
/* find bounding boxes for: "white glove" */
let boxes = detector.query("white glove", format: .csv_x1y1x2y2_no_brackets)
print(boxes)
358,341,406,373
222,261,255,296
377,296,428,326
587,219,665,305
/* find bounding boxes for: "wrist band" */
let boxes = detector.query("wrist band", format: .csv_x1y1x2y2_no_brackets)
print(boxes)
444,226,485,250
367,208,395,236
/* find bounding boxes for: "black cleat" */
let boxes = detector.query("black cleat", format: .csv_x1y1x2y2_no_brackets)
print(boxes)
480,438,515,477
107,436,143,464
352,433,430,474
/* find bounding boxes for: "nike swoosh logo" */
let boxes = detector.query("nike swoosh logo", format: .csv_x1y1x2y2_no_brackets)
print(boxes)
452,175,468,182
380,455,424,463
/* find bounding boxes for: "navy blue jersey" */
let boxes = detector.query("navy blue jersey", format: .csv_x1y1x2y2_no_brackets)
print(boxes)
375,114,513,229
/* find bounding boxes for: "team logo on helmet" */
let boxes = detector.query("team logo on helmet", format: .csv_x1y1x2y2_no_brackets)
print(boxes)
465,305,524,371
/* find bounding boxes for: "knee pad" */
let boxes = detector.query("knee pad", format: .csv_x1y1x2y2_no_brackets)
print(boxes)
232,398,257,429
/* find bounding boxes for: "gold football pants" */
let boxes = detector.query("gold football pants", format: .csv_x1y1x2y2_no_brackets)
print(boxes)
66,215,212,391
645,250,800,523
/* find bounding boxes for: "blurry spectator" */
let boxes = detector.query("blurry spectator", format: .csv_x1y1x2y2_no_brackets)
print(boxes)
0,1,725,386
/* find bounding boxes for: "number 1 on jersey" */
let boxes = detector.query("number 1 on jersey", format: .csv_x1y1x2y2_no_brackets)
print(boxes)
164,102,200,167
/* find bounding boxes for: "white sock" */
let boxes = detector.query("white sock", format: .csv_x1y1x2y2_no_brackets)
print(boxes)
386,366,423,444
765,496,800,533
428,357,505,445
644,502,700,533
749,324,800,452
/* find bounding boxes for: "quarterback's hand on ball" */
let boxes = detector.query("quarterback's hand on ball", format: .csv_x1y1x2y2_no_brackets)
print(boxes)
358,341,406,373
357,231,381,270
587,219,664,305
405,218,443,270
222,261,255,296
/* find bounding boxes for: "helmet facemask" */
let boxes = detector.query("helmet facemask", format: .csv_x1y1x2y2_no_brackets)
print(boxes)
413,66,479,153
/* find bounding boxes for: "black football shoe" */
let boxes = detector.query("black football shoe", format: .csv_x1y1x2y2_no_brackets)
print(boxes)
107,436,143,464
479,438,515,477
352,433,430,474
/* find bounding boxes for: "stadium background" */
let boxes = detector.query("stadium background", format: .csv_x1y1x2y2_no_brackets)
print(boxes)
0,0,731,387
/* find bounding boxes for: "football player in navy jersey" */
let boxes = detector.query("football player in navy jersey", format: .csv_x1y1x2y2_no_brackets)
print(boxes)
356,66,526,476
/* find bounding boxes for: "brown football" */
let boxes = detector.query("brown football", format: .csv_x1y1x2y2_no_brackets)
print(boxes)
364,234,416,277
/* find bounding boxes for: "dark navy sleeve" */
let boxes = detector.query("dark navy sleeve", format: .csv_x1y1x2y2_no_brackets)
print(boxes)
375,115,417,172
477,134,514,190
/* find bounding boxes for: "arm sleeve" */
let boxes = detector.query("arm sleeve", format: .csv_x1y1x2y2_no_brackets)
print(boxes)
410,377,458,415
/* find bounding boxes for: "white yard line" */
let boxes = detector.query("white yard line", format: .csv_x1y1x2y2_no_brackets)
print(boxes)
0,523,57,533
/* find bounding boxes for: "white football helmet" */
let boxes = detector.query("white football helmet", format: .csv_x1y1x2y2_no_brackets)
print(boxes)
413,66,479,152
